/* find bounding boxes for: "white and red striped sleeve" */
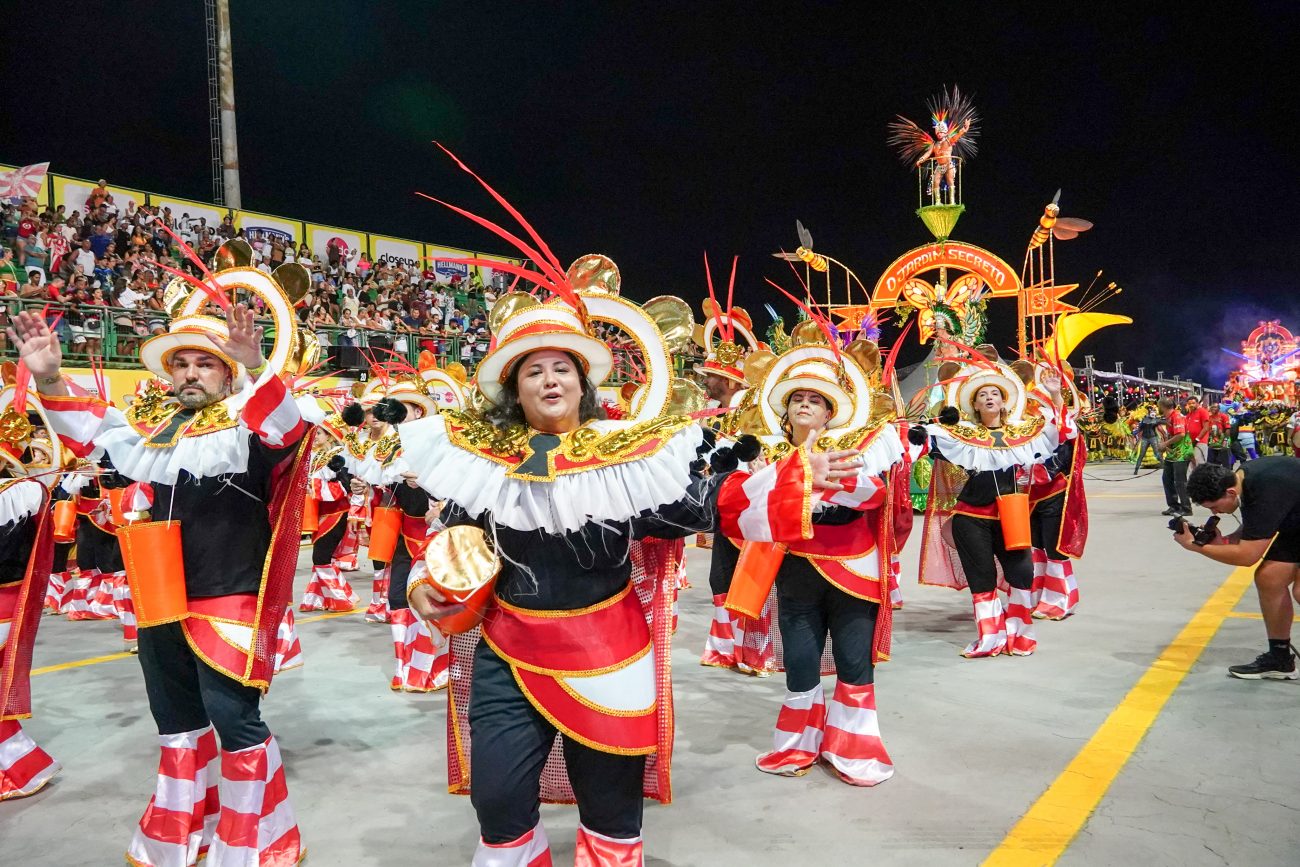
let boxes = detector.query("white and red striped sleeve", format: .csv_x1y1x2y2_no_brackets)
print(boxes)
40,392,114,458
241,370,307,449
717,448,815,543
309,469,345,502
818,470,888,512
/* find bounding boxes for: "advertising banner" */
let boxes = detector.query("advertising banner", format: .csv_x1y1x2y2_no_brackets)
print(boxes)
53,176,145,218
371,234,423,270
425,245,473,284
234,211,304,257
307,223,365,270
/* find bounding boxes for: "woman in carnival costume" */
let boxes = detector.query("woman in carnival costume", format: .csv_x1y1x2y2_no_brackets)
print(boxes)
12,235,312,865
401,149,859,865
913,345,1066,657
724,295,908,786
0,375,64,800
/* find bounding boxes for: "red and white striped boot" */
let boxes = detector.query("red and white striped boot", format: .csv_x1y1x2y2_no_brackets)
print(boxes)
962,591,1008,658
574,825,643,866
125,726,220,865
273,607,303,674
1034,556,1079,620
699,595,738,669
298,564,359,612
756,685,826,776
1004,586,1039,656
207,735,303,866
0,719,61,800
66,568,114,620
735,608,776,677
109,571,138,649
45,570,70,613
364,566,391,623
87,570,120,619
820,681,894,787
59,567,90,615
389,608,447,692
472,822,552,866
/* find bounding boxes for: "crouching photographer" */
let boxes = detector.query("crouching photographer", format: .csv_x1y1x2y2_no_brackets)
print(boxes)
1175,458,1300,680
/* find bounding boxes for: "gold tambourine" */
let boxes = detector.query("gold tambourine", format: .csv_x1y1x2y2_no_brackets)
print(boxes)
419,525,501,634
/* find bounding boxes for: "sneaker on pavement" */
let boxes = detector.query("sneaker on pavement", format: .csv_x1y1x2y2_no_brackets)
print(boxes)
1228,649,1298,680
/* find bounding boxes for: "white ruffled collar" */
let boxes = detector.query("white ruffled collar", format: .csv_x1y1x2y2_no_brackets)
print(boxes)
398,414,703,534
0,478,46,526
926,420,1060,472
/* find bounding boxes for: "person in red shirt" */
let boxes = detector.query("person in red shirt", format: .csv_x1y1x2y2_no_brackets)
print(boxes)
1182,395,1211,467
1205,403,1234,467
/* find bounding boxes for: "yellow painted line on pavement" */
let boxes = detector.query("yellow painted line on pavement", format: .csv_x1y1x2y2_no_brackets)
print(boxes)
1224,610,1299,621
31,651,133,676
1089,493,1162,499
32,610,363,676
981,565,1255,867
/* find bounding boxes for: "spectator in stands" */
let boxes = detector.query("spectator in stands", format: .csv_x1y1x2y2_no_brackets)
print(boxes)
86,179,110,211
73,238,97,279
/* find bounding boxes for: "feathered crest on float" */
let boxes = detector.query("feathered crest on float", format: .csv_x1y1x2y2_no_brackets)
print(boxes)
887,84,981,165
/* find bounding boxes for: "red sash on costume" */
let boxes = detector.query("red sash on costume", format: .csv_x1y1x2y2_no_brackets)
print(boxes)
402,514,430,557
311,498,349,543
1,489,54,722
481,585,657,755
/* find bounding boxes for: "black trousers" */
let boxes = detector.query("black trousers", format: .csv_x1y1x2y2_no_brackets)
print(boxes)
1030,491,1066,560
775,559,877,692
76,520,124,573
706,534,741,597
137,620,269,751
1207,446,1233,469
52,541,71,573
387,541,415,611
1162,459,1191,511
310,513,348,567
950,513,1034,595
468,640,645,844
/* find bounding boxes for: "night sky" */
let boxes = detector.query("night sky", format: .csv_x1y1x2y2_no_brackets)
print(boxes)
5,4,1297,386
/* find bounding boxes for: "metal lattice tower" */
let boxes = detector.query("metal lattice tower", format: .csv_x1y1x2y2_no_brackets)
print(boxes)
205,0,224,204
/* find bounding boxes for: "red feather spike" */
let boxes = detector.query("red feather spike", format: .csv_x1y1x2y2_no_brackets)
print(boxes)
414,192,566,290
13,361,31,415
934,333,997,370
780,251,813,295
154,261,232,312
702,253,726,342
155,223,220,286
724,255,739,343
765,278,842,363
881,319,914,386
434,142,566,277
369,346,418,375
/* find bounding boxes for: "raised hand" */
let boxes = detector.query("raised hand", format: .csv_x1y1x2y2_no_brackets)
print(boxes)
212,303,265,371
6,310,64,383
804,426,862,492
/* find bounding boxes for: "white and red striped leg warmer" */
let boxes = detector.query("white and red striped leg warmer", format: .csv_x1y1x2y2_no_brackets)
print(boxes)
472,822,552,866
111,571,138,645
125,726,219,865
756,685,826,776
45,571,70,612
574,825,643,866
273,607,303,674
1034,557,1079,621
332,525,359,573
962,591,1007,658
1004,587,1039,656
59,568,91,615
0,719,61,800
207,736,303,866
699,594,738,669
389,608,447,692
87,570,120,619
821,681,894,787
298,565,358,612
66,568,112,620
735,608,776,676
364,567,391,623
